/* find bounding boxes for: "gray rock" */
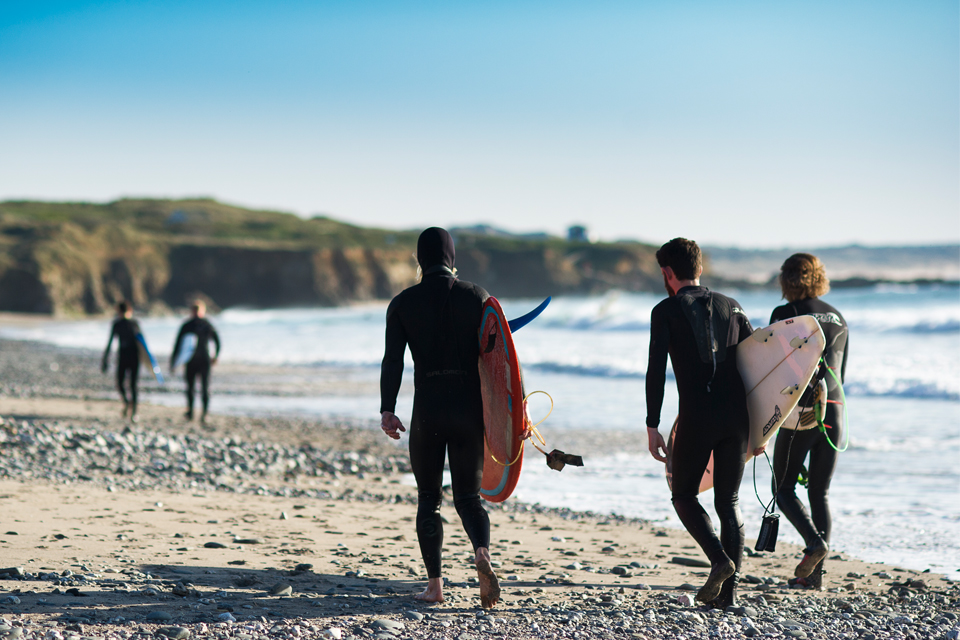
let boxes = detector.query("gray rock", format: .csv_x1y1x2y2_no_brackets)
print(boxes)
270,583,293,596
370,620,404,631
671,557,711,568
203,542,227,549
0,597,19,605
156,627,190,639
402,611,423,621
0,569,24,579
146,612,173,622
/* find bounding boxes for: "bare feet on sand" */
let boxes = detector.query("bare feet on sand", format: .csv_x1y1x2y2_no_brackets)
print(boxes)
476,547,500,608
697,557,736,603
414,577,444,603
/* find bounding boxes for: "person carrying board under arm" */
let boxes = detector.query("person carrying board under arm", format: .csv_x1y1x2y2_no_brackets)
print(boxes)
770,253,849,589
379,227,500,608
645,238,759,609
171,300,220,424
102,300,142,421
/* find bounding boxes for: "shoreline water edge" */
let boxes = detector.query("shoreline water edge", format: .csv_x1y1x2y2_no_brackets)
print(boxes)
0,334,958,640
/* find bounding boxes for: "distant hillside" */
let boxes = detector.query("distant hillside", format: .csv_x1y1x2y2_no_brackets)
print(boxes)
705,244,960,285
0,199,664,315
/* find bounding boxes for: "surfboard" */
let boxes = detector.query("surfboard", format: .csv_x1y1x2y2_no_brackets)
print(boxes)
478,297,527,503
136,333,164,384
664,315,825,493
174,332,198,367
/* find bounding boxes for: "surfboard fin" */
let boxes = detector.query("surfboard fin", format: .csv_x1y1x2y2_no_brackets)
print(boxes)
545,449,584,471
508,297,552,333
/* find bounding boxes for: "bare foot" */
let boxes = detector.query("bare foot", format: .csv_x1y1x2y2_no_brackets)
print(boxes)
414,577,444,603
696,557,736,603
475,548,500,609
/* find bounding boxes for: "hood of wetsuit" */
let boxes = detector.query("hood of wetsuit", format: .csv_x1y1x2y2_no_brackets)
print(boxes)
417,227,455,273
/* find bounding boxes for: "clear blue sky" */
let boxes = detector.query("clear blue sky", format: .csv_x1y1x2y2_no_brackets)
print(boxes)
1,0,957,247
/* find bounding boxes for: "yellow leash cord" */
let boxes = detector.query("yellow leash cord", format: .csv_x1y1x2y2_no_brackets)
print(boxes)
486,390,554,466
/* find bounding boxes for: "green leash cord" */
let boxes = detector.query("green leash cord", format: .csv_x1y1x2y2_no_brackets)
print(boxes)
797,359,850,485
817,360,850,453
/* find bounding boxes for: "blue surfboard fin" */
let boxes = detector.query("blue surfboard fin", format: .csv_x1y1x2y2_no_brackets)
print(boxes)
508,297,551,333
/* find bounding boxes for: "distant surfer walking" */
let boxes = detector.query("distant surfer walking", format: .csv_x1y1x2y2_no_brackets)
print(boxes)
379,227,500,608
171,300,220,424
645,238,756,608
102,301,142,421
771,253,848,589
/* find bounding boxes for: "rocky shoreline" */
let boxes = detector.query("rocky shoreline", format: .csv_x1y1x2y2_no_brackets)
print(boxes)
0,337,958,639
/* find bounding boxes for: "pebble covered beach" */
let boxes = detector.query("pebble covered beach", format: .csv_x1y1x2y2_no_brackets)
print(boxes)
0,337,958,640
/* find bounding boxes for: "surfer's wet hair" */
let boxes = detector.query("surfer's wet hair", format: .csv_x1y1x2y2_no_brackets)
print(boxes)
656,238,702,281
780,253,830,302
116,301,130,314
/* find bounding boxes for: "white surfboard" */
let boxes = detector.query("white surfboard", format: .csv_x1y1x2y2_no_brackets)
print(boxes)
739,315,826,452
666,315,825,493
174,332,198,367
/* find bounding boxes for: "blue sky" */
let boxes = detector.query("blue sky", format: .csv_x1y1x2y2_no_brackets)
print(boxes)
1,1,957,246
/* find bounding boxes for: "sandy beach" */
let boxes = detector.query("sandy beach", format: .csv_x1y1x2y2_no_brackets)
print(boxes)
1,337,958,640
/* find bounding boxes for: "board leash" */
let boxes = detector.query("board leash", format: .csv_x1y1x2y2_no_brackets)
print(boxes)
485,391,584,471
486,390,553,467
819,364,850,453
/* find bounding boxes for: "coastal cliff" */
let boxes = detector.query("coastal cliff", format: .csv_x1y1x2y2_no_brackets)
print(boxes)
0,199,663,316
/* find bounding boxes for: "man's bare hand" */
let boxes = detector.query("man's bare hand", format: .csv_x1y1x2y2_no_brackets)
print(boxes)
647,427,668,463
753,445,766,457
381,411,406,440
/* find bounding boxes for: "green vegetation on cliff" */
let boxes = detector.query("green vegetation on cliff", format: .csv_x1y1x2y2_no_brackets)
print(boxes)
0,198,662,316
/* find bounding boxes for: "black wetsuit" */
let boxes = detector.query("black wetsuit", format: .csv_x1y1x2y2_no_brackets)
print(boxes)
103,317,141,413
771,298,848,551
172,317,220,418
380,270,491,579
646,286,754,574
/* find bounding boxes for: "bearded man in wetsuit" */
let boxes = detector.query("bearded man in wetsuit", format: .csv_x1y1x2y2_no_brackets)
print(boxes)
171,300,220,423
102,301,142,420
645,238,758,608
379,227,500,608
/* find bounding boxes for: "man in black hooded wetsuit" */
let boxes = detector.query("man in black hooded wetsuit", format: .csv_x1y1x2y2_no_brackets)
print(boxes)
645,238,757,608
379,227,500,608
102,301,142,420
171,300,220,423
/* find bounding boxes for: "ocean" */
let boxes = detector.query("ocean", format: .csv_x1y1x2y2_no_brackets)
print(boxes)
2,284,958,580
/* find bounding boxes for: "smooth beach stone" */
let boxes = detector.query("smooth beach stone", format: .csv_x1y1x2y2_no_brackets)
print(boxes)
401,612,423,621
269,583,293,596
370,620,404,631
145,612,173,622
671,557,711,568
0,596,19,605
232,538,263,545
203,542,227,549
156,627,190,639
